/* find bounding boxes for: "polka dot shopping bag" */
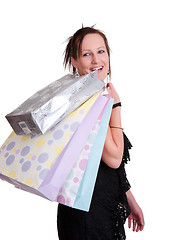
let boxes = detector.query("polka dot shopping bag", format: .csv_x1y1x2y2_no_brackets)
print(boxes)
0,92,110,202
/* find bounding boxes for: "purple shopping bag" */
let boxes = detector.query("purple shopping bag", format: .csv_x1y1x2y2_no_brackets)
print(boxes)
38,94,109,201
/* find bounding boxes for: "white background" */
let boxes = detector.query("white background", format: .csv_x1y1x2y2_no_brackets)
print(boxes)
0,0,172,239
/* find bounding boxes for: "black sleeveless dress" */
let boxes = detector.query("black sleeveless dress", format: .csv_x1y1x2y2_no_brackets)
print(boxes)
57,133,132,240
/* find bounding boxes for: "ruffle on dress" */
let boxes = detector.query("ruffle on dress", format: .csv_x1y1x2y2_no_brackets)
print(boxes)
113,132,132,239
122,132,133,164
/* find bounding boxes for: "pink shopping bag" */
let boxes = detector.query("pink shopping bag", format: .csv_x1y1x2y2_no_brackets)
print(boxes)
56,97,113,210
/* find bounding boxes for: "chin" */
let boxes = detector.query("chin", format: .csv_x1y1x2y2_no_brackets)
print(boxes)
98,73,107,81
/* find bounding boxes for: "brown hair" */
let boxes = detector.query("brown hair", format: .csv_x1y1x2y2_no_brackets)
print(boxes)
63,26,111,77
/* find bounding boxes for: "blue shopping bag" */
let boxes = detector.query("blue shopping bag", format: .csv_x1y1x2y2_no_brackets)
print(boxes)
73,98,113,211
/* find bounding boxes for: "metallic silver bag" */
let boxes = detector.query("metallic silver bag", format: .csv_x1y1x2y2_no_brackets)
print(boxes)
6,71,105,135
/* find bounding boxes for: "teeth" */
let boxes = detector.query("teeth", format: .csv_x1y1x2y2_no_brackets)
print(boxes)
91,67,103,71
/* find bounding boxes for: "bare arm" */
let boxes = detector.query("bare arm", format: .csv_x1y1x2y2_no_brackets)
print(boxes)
103,84,145,231
102,83,124,168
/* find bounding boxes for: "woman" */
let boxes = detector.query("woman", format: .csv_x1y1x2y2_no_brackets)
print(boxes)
57,26,145,240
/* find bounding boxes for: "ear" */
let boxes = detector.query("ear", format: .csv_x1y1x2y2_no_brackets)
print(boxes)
71,57,78,69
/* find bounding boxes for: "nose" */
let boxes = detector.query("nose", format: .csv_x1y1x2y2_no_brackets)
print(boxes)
91,53,100,64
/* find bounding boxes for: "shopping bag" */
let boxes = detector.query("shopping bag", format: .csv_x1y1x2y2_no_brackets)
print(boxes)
73,98,114,211
56,116,102,207
56,97,113,210
6,71,104,135
0,92,102,200
38,94,109,201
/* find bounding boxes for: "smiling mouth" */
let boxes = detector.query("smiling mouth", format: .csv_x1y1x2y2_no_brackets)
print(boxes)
90,66,103,72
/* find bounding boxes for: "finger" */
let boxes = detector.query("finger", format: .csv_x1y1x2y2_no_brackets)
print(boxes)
107,82,116,92
106,83,114,93
133,220,137,232
140,223,145,231
139,216,145,231
136,223,140,232
106,85,112,94
138,209,145,227
103,94,110,97
106,82,112,88
128,218,132,229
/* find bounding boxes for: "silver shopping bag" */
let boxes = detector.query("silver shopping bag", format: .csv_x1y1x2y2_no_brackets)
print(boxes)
6,71,104,135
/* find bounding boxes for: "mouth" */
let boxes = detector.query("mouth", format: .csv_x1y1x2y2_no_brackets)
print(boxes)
90,66,104,72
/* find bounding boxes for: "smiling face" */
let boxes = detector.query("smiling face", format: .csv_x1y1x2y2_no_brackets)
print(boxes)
71,33,110,80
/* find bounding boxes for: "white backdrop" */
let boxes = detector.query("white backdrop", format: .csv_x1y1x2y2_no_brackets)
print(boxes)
0,0,172,239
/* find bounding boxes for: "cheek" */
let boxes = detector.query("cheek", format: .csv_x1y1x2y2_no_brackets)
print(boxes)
102,57,109,71
103,55,110,66
81,58,91,67
78,59,91,71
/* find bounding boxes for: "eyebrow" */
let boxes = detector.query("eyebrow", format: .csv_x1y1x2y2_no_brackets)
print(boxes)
82,46,106,52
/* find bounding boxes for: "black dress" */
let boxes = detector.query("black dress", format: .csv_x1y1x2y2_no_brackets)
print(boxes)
57,133,132,240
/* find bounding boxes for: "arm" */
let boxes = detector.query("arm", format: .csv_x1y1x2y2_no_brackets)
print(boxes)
102,83,124,169
103,84,145,231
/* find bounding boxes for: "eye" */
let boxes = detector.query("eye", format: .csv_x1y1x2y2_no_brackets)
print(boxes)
83,52,91,57
98,50,105,54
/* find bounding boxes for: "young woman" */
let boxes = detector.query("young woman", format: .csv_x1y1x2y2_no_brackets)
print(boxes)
57,26,145,240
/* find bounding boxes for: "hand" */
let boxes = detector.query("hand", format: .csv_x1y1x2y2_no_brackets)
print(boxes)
128,207,145,232
126,190,145,232
105,83,120,104
128,207,144,232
